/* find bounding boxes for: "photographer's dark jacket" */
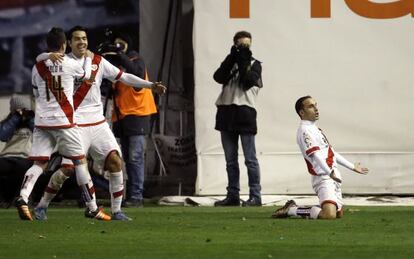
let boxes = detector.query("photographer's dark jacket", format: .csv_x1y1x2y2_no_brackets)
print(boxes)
213,50,262,134
0,113,34,158
112,51,157,137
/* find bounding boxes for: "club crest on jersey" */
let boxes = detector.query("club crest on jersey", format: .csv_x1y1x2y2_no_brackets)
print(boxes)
91,64,99,71
303,132,312,148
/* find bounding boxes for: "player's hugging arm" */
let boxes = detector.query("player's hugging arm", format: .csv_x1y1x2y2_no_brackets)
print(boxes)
35,52,64,63
312,151,334,176
81,51,93,80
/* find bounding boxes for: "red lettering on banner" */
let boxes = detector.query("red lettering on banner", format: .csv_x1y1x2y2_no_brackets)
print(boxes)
344,0,414,19
311,0,331,18
311,0,414,19
230,0,249,18
228,0,414,19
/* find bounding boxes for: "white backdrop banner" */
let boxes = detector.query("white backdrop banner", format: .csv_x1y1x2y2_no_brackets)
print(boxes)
193,0,414,195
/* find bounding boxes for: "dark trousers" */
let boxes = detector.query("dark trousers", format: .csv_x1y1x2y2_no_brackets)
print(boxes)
220,131,261,199
0,157,33,202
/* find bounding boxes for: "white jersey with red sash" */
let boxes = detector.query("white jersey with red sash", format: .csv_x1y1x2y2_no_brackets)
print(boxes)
32,57,85,128
297,120,343,209
296,120,341,185
69,53,123,126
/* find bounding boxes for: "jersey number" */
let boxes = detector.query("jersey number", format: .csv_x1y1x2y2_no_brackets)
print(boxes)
46,75,64,102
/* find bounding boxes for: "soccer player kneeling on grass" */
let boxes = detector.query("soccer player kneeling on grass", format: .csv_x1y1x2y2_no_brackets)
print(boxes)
272,96,369,220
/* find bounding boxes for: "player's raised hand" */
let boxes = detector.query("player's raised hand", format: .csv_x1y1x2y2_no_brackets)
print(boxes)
49,52,64,64
152,82,167,95
353,162,369,175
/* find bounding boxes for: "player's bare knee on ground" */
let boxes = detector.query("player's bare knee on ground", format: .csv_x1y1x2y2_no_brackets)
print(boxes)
319,203,337,219
105,151,122,173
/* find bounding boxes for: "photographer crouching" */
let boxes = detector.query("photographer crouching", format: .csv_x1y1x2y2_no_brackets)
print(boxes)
0,94,35,206
100,31,158,208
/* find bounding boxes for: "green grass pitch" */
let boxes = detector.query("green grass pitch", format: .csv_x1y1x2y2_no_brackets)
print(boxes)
1,206,414,258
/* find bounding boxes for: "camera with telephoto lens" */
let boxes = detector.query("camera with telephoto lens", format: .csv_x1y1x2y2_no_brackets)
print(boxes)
96,28,125,55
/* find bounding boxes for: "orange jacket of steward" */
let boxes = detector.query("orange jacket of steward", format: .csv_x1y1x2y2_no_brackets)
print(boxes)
112,69,157,121
112,53,157,136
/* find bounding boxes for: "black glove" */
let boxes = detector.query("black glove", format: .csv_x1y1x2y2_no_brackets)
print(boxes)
21,109,34,126
237,46,252,62
236,46,252,72
230,45,239,58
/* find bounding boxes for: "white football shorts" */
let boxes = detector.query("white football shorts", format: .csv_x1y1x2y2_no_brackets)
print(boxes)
61,122,121,172
313,177,343,211
29,126,85,161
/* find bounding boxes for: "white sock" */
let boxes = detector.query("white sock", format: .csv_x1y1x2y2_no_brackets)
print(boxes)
288,206,321,219
20,164,44,203
287,206,298,216
109,171,124,213
74,163,97,212
310,206,322,219
37,169,69,208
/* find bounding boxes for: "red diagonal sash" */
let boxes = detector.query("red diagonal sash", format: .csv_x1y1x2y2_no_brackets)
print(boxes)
73,55,102,110
35,61,74,124
319,128,334,169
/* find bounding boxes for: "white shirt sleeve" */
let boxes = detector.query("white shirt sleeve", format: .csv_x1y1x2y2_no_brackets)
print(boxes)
299,128,322,156
311,151,332,175
334,151,354,171
36,52,50,62
82,57,92,80
118,72,153,89
31,66,39,98
101,57,123,81
100,57,153,88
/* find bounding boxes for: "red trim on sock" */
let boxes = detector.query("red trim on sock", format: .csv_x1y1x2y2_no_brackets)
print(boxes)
113,189,124,198
45,186,58,194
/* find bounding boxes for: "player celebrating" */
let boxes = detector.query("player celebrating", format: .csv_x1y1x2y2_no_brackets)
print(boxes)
272,96,369,219
33,26,166,221
14,27,110,221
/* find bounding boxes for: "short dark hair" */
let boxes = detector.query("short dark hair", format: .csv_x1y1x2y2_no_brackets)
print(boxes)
113,31,132,46
46,27,66,52
67,25,88,41
233,31,252,45
295,95,312,116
